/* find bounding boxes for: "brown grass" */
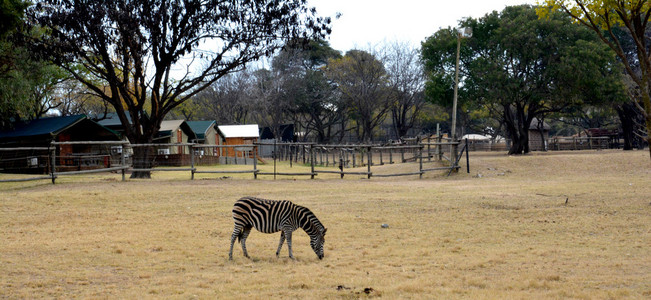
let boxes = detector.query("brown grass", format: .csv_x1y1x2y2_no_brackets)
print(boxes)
1,150,650,298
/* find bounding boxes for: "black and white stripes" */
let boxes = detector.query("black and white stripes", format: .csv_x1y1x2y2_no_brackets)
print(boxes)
228,196,327,260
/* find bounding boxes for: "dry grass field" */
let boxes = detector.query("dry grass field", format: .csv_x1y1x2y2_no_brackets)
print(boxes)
1,150,650,298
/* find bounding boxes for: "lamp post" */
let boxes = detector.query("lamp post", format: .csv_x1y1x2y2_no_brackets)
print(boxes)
451,27,472,140
451,27,471,167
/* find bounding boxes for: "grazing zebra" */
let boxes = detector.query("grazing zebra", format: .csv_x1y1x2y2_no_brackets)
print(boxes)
228,196,327,260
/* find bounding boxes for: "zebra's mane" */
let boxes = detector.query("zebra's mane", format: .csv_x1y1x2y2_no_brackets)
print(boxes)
295,204,325,232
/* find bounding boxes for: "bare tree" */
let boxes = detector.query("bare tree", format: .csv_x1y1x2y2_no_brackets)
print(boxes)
193,71,253,125
325,50,392,143
249,68,292,139
381,41,427,140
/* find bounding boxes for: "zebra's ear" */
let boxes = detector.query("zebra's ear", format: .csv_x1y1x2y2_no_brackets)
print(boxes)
323,228,327,235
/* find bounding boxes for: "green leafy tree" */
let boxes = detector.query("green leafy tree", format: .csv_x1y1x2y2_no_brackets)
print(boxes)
30,0,332,177
423,5,625,154
1,9,68,129
0,0,28,38
537,0,651,157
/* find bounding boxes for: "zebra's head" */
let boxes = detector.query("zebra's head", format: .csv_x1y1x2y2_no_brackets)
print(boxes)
310,228,327,259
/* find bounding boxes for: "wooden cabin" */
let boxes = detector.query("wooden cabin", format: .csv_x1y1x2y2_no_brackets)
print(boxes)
528,118,550,151
154,120,197,155
187,120,219,146
0,115,120,173
217,124,259,164
187,120,220,165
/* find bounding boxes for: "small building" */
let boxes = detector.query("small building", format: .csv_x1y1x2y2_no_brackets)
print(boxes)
217,124,259,164
187,120,220,165
151,120,197,167
259,124,295,157
528,118,550,151
154,120,197,155
0,115,120,173
260,124,295,142
187,120,219,145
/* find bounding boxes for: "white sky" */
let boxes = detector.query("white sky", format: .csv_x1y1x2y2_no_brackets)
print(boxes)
308,0,538,52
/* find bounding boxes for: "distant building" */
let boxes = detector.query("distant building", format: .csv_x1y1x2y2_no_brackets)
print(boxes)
187,120,218,145
528,118,550,151
187,120,220,164
154,120,197,155
260,124,295,142
0,115,120,173
217,124,259,164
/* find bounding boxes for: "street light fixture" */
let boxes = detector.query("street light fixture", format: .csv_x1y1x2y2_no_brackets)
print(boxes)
451,27,471,165
451,27,472,141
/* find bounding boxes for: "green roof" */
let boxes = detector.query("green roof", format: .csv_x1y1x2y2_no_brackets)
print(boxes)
0,115,87,139
186,120,216,140
0,115,121,142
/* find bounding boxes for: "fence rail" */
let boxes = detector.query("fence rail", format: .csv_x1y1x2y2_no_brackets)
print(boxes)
1,138,468,183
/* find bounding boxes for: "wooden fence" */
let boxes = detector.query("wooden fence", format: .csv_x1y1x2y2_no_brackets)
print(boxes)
0,139,468,184
548,136,611,151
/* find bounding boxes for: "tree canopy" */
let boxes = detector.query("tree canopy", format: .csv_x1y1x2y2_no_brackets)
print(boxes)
1,1,67,129
423,5,625,154
537,0,651,158
325,50,392,143
29,0,332,177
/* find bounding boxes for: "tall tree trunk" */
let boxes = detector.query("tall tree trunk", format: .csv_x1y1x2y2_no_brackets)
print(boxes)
504,104,529,155
130,145,155,179
537,117,547,152
616,102,638,150
122,113,160,179
642,92,651,158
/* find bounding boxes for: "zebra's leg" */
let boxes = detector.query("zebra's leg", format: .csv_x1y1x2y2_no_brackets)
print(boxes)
240,226,252,259
284,228,294,259
276,232,285,257
229,225,241,260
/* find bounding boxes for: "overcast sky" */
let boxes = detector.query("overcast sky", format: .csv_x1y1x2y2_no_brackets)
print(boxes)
308,0,537,52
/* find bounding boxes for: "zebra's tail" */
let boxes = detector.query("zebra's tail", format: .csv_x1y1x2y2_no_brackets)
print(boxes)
236,229,244,243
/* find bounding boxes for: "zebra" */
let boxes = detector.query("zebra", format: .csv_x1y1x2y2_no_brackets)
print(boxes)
228,196,327,260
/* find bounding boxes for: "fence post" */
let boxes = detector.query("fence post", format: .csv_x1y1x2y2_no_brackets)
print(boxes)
452,139,458,172
419,140,423,179
121,144,126,181
339,149,344,179
190,144,195,180
573,137,577,150
466,138,470,173
310,145,315,179
325,149,329,167
438,135,443,161
427,136,432,162
253,145,258,179
367,146,372,179
50,145,56,184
